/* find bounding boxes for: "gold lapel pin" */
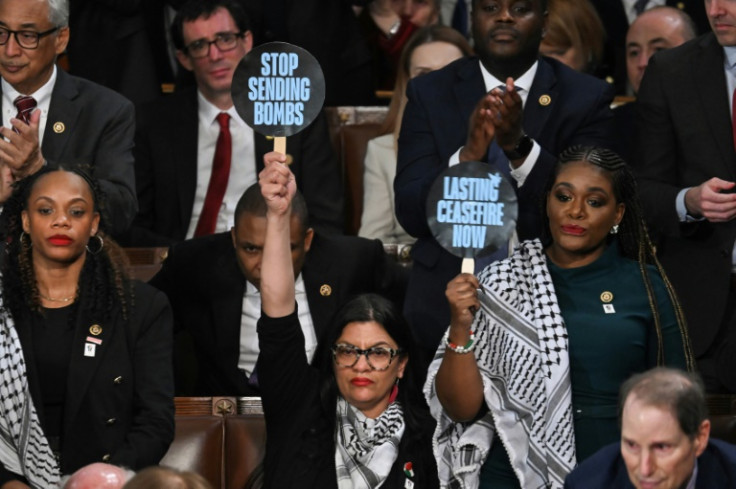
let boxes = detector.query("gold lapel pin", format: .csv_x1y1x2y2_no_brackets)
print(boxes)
53,122,65,133
676,2,685,9
600,291,614,303
320,284,332,297
89,324,103,336
539,94,551,106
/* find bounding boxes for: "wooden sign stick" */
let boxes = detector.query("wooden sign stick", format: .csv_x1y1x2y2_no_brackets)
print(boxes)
274,136,286,155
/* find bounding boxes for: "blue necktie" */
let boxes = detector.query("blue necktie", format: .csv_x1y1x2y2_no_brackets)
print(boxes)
451,0,468,38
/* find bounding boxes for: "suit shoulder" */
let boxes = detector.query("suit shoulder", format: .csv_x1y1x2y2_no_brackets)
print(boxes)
647,34,712,74
408,56,476,95
164,232,233,264
313,233,382,253
545,57,612,95
566,443,628,487
66,73,132,110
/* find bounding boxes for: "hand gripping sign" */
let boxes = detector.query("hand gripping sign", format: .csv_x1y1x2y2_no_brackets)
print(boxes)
426,161,518,274
232,42,325,154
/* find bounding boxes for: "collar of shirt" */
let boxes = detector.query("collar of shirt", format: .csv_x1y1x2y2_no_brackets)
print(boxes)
685,460,698,489
2,64,56,139
196,89,247,131
479,59,538,106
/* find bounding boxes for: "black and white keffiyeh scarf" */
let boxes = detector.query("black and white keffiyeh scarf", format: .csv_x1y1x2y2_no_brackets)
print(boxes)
334,396,405,488
0,293,60,488
425,239,576,489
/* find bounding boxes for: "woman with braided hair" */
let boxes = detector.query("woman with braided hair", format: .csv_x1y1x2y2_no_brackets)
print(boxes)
0,167,174,488
426,146,693,489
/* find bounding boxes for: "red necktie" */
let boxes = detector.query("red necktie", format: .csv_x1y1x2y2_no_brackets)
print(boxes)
13,95,36,134
194,112,232,237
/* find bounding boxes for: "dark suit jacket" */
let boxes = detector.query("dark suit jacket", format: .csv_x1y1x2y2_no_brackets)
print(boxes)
589,0,710,94
634,33,735,362
0,69,138,236
127,87,344,246
0,281,174,481
149,231,408,395
394,55,615,353
564,439,736,488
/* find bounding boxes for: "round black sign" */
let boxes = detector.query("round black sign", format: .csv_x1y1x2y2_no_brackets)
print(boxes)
426,161,518,259
232,42,325,137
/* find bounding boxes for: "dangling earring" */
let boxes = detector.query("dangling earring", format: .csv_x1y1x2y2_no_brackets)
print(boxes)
389,378,400,404
609,224,619,235
86,234,104,254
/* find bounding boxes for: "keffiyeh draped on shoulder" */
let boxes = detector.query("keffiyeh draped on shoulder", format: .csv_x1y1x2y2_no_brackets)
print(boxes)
0,291,60,488
424,240,576,489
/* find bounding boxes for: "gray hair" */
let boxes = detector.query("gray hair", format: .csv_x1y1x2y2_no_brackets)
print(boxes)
47,0,69,27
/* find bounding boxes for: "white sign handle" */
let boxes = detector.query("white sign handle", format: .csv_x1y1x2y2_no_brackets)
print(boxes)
461,257,474,274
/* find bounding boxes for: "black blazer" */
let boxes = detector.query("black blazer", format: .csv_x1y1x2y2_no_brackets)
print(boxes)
149,231,408,395
634,33,736,360
2,281,174,478
127,87,343,246
0,69,138,236
258,311,438,489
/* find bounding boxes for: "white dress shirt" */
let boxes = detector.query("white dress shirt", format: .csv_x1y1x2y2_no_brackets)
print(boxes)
2,64,56,143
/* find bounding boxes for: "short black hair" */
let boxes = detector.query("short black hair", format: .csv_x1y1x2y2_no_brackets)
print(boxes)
472,0,548,12
171,0,251,50
234,183,310,234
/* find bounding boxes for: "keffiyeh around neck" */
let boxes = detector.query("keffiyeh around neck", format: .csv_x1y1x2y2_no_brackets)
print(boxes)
0,291,60,488
425,239,576,489
335,396,405,488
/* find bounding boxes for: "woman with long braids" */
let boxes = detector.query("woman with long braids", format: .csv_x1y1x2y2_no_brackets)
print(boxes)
0,167,174,488
427,146,693,489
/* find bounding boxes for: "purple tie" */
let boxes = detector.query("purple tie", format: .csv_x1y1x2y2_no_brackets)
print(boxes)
13,96,36,133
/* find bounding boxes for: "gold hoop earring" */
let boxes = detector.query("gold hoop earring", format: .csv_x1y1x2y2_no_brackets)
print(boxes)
86,234,104,255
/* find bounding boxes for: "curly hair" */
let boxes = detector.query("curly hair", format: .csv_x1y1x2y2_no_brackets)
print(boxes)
540,146,695,370
1,167,131,322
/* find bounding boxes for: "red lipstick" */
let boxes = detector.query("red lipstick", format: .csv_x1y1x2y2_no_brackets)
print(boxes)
350,378,373,386
561,225,585,235
48,235,73,246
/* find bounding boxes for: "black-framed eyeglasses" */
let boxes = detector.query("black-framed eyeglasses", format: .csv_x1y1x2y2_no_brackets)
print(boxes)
185,32,244,59
0,26,59,49
331,343,404,371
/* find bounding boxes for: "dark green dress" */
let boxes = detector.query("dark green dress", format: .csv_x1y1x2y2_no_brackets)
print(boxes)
479,241,687,488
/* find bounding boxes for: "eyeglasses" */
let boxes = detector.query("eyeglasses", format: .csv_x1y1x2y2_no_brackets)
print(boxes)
331,343,404,371
0,26,59,49
185,32,243,59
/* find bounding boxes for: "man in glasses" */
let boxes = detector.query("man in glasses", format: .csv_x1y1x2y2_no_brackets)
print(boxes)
0,0,137,235
150,180,408,396
126,0,343,246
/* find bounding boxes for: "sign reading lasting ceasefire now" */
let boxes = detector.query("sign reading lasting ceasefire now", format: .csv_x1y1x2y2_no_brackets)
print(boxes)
232,42,326,138
427,161,518,260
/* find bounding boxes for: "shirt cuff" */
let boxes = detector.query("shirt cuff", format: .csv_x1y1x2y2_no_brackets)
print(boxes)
676,187,703,222
509,140,540,188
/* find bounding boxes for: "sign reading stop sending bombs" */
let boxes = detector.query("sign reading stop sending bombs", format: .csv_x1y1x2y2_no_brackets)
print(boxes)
233,42,325,138
427,161,518,260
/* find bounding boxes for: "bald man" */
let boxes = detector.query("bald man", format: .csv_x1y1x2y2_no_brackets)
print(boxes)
63,463,134,489
613,6,696,162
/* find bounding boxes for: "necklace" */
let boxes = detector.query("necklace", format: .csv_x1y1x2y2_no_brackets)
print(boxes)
39,293,76,303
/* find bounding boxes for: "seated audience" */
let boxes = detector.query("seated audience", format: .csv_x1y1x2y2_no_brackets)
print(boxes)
0,0,137,236
256,156,438,488
0,167,174,486
359,25,472,243
565,367,736,488
122,466,212,489
539,0,605,74
150,173,408,395
128,0,342,247
62,463,134,489
358,0,440,91
613,6,695,163
426,146,693,488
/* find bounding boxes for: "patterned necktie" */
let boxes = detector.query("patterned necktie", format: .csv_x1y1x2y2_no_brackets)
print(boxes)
633,0,649,15
194,112,232,237
13,96,36,134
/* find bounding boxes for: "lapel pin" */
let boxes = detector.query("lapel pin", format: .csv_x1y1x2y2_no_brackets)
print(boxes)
539,94,551,106
86,336,102,345
52,122,65,133
89,324,102,336
84,343,96,357
601,291,615,314
320,284,332,297
676,2,685,9
600,291,613,303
